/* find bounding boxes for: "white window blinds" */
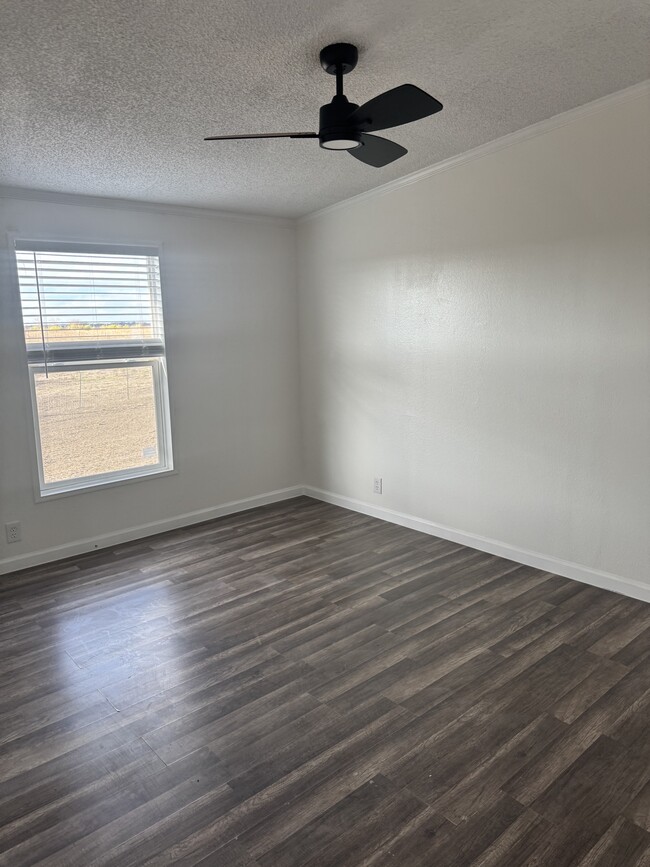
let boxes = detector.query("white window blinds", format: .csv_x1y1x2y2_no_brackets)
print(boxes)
15,241,165,364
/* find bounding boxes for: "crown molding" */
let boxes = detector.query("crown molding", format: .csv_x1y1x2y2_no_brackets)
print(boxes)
0,185,294,228
299,79,650,224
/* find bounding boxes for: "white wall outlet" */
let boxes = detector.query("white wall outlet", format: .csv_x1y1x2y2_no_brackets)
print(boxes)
5,521,21,544
373,477,383,495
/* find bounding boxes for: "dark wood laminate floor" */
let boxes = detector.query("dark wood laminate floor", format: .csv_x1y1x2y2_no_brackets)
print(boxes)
1,497,649,866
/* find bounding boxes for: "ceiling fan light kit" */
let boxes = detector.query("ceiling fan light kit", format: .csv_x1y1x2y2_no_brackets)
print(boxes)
205,43,443,168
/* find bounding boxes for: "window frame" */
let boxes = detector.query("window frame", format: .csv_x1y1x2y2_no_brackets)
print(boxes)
10,235,176,500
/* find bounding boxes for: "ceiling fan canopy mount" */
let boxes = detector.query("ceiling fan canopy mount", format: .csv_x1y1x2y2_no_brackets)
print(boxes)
204,42,443,168
319,42,359,76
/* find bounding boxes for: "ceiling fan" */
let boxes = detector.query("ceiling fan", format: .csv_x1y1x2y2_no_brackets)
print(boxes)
204,43,443,168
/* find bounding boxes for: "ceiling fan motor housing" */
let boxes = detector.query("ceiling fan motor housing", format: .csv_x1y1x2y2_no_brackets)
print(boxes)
319,95,361,149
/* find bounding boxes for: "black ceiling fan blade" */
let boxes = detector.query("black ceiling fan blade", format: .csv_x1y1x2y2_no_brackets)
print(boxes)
348,84,443,133
204,132,318,141
350,134,407,168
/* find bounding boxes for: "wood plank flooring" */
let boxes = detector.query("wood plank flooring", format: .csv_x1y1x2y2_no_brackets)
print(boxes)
0,496,649,866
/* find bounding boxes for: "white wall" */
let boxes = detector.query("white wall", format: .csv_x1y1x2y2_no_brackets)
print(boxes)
2,87,648,594
298,90,650,589
0,196,302,569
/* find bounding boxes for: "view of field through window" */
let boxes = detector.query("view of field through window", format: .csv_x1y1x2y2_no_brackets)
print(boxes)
34,365,159,484
23,322,157,347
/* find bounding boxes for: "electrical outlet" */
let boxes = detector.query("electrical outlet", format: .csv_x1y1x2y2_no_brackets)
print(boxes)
373,477,383,495
5,522,21,544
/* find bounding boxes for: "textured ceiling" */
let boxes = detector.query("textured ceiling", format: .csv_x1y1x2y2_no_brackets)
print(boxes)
1,0,649,217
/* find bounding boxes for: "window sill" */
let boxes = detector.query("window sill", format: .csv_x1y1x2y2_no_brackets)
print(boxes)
35,466,177,502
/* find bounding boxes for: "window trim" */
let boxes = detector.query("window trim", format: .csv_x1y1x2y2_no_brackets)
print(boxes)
30,464,178,502
9,234,177,501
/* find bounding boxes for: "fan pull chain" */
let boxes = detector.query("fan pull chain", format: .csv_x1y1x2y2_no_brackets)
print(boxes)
33,252,48,379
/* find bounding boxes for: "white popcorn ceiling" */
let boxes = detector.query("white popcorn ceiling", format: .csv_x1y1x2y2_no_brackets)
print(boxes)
1,0,648,218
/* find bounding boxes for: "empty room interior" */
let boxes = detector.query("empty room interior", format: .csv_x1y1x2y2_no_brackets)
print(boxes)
1,1,649,864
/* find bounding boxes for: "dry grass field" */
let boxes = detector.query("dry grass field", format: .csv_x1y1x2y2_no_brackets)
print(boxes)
34,367,159,484
24,322,156,346
26,325,160,484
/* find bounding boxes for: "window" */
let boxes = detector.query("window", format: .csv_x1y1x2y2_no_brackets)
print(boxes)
15,241,173,496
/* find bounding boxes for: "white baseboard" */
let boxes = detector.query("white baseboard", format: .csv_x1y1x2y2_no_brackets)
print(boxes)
303,486,650,604
0,485,304,575
3,482,647,606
